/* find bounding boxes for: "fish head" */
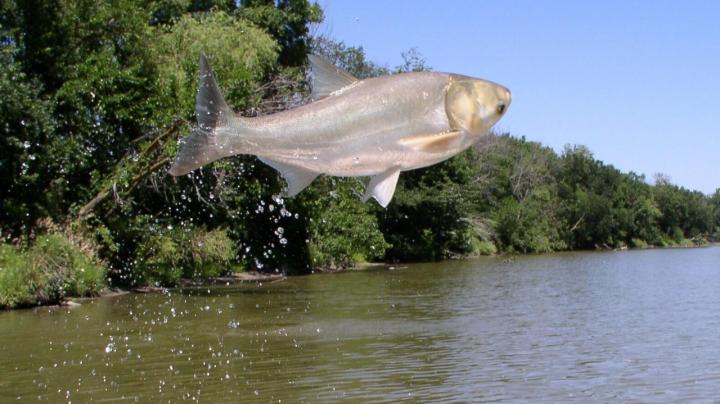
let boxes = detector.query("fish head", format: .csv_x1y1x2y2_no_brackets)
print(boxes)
445,75,511,136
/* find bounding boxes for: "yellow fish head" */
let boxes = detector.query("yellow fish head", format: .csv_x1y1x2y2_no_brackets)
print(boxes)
445,75,511,136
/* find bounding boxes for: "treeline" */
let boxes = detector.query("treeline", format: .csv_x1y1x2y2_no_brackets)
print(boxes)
1,1,718,300
468,138,718,253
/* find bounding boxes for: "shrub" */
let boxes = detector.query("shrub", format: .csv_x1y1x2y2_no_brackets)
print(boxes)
189,228,235,278
677,238,695,247
304,179,389,269
630,238,649,249
136,226,236,285
0,244,36,308
29,234,106,298
136,231,185,285
472,239,498,256
0,231,106,308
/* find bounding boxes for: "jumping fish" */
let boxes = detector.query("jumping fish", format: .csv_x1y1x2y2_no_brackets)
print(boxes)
169,54,511,207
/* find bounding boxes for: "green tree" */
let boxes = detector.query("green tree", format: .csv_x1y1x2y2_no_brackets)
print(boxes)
1,0,329,283
238,0,323,67
710,189,720,240
469,136,565,253
2,1,160,231
0,39,55,236
378,149,478,260
151,0,238,25
653,178,713,242
311,36,389,78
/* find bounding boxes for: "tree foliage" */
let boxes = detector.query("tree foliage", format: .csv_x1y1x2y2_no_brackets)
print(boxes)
0,1,717,292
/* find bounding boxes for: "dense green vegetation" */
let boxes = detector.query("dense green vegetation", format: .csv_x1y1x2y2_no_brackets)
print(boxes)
1,0,718,307
0,221,105,308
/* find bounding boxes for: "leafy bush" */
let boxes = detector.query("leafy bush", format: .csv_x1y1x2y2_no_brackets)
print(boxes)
0,232,106,308
469,238,497,256
152,10,279,116
136,226,236,285
378,151,478,261
29,234,106,298
304,179,389,269
0,244,37,308
189,228,235,278
630,238,649,249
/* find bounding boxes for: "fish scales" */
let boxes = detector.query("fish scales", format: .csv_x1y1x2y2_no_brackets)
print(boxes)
240,72,451,175
169,54,511,207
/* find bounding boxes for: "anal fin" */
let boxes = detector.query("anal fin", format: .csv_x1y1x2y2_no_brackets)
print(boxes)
362,167,401,208
259,157,318,197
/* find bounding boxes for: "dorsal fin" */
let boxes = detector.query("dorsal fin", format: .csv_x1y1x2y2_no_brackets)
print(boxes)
308,54,359,100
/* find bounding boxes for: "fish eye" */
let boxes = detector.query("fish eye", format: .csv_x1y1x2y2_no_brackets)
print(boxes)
496,104,506,115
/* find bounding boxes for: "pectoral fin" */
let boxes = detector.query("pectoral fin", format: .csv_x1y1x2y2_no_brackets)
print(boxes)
398,131,463,153
362,167,401,208
308,55,359,100
259,157,318,197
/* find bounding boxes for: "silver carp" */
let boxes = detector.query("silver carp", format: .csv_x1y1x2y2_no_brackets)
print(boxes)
169,54,511,207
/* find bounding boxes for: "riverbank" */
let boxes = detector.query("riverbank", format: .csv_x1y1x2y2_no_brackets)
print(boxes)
66,272,287,307
3,241,717,310
133,271,286,293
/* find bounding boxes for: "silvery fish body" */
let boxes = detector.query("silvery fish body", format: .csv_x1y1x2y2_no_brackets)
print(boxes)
169,55,511,207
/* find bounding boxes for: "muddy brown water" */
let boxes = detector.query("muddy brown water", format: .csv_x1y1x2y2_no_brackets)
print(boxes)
1,247,719,402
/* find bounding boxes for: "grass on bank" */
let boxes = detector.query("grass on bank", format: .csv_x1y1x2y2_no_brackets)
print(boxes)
0,234,106,309
1,225,240,308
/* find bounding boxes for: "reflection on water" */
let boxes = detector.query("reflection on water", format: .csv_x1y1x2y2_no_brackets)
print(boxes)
1,247,719,401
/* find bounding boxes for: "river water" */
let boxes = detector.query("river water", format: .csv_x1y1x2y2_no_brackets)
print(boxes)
1,247,719,402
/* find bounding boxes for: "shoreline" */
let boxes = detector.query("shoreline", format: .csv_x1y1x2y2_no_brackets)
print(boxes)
4,243,717,311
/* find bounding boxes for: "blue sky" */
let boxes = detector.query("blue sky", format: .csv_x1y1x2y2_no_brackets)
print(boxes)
316,0,719,194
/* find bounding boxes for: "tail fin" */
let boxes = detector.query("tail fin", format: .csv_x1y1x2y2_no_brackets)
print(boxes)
168,54,235,176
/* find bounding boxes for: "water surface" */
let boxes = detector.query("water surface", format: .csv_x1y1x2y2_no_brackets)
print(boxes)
1,247,719,402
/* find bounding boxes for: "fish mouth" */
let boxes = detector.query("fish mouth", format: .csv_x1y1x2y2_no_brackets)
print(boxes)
498,85,512,106
497,87,512,115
